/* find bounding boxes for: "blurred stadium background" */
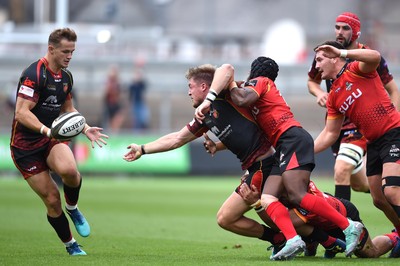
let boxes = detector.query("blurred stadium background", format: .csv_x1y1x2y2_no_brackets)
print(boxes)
1,0,400,177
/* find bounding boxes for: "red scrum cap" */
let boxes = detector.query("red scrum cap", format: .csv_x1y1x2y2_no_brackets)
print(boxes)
336,12,361,42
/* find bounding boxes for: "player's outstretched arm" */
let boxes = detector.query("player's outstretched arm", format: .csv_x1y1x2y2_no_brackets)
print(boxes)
123,126,197,162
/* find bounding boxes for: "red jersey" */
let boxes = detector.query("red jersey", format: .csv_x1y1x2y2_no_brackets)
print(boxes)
308,43,394,131
244,77,301,147
326,61,400,142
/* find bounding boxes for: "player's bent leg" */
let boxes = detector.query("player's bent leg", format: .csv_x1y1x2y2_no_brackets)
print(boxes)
343,219,364,256
369,174,400,230
350,168,369,192
46,142,80,186
217,192,263,237
26,171,63,216
47,142,91,237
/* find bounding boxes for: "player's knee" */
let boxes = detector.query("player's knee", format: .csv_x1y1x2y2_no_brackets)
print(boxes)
216,211,231,230
44,191,62,213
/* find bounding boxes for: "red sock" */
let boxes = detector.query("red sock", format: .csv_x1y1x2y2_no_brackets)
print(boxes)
320,236,336,248
385,232,399,247
300,194,349,230
266,201,297,240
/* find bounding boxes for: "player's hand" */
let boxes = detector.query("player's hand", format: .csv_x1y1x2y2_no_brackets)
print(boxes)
315,45,341,59
203,133,217,156
123,143,142,162
239,183,261,206
195,101,211,123
84,127,109,148
316,92,329,107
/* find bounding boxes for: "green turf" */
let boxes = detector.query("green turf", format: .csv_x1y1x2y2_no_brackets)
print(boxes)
0,175,397,265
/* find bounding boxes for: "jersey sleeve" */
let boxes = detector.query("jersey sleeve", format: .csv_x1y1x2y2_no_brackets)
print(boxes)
186,118,208,137
17,66,41,103
377,56,394,85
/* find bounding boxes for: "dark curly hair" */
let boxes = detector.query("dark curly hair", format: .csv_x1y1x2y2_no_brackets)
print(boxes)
248,56,279,81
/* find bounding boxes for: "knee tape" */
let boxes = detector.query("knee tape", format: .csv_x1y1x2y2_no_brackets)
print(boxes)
382,176,400,217
382,176,400,188
336,143,364,174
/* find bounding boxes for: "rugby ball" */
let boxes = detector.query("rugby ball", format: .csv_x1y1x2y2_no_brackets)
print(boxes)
51,112,86,140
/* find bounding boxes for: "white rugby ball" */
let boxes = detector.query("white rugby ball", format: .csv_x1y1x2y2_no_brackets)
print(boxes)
51,111,86,140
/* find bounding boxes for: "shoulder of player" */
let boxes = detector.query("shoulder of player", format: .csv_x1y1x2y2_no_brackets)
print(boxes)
19,59,44,88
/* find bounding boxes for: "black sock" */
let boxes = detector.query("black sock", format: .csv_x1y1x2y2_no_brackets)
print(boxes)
47,212,72,242
259,225,285,244
304,227,329,244
335,185,351,200
63,178,82,205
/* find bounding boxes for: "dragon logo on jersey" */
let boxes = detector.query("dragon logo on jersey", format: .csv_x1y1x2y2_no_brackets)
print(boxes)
211,109,219,119
45,95,58,104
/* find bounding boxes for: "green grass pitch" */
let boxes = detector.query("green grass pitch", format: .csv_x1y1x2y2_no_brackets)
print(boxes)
0,175,397,265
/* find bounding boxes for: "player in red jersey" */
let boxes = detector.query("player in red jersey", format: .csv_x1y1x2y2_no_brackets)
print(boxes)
10,28,108,255
240,179,400,258
314,41,400,256
194,60,364,259
308,12,399,204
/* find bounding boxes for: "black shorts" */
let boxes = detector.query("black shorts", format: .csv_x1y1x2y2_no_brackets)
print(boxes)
274,127,315,173
331,128,365,156
11,140,66,179
235,155,278,194
366,127,400,176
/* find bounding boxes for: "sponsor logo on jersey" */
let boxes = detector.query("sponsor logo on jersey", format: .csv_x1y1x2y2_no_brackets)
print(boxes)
345,82,353,91
210,126,220,135
22,77,35,87
246,79,258,87
339,88,362,113
45,95,58,104
19,85,34,97
47,85,56,91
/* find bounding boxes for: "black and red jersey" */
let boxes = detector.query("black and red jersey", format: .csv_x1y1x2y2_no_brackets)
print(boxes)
10,57,74,150
186,91,272,170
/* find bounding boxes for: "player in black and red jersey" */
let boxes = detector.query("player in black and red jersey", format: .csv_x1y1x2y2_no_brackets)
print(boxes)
308,12,399,204
194,60,364,260
124,64,322,256
240,179,400,258
314,41,400,257
10,28,108,255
